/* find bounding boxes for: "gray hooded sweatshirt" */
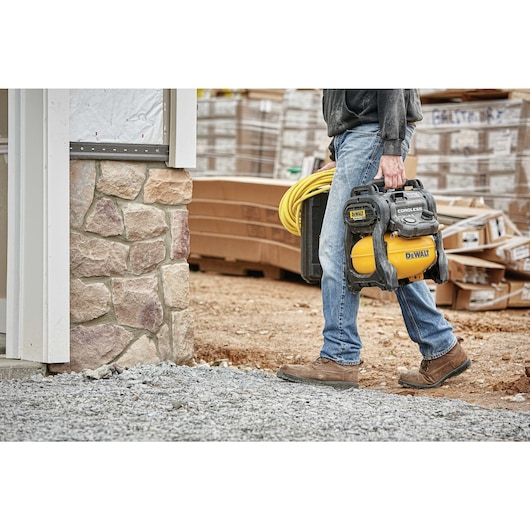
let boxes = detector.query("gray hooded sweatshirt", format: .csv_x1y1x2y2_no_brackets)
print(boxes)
322,89,423,159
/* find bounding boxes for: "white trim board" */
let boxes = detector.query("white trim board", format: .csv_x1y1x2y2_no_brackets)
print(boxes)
6,89,70,362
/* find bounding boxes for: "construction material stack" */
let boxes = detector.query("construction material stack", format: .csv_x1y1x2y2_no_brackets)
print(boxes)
412,92,530,236
193,94,283,179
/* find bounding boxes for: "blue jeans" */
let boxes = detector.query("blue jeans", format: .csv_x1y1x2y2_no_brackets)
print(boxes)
318,124,457,365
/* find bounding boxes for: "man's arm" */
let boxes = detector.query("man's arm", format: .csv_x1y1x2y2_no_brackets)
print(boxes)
375,90,408,189
377,90,408,156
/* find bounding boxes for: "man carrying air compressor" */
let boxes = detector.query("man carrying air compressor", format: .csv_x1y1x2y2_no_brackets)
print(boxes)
277,89,471,390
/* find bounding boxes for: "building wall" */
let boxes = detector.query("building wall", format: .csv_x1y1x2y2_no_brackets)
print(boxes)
49,159,194,373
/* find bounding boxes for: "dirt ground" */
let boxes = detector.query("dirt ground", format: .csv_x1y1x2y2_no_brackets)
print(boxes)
189,269,530,413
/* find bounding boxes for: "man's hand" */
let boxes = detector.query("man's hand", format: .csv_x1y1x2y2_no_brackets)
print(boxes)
374,155,407,189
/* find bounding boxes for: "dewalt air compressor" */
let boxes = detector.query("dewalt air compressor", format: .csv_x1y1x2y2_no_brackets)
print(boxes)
343,179,448,292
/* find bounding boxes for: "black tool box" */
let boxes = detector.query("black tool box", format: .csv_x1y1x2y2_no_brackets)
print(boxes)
300,191,328,284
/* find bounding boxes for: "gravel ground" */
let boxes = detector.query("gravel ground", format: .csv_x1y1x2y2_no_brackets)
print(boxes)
1,361,529,442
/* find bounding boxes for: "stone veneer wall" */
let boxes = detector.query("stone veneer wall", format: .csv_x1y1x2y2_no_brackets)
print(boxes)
51,159,194,373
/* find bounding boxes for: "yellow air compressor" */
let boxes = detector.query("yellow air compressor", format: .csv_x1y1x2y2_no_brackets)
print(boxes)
343,179,448,292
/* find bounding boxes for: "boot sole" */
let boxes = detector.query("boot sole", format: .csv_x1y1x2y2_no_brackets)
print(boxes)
398,358,472,389
276,370,359,390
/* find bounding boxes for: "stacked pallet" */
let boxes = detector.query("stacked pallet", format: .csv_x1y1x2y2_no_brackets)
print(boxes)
191,89,329,181
410,95,530,235
188,177,300,279
193,96,284,179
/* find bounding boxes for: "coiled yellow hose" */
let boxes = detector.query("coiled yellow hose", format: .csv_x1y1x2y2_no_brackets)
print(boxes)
278,168,335,236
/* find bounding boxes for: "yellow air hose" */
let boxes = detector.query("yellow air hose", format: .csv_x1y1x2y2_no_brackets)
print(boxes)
278,168,335,236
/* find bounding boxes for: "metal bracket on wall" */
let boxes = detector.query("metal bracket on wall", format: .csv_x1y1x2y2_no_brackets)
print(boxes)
70,142,169,161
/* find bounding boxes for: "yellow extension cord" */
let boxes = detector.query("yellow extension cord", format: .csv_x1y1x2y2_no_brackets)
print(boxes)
278,168,335,236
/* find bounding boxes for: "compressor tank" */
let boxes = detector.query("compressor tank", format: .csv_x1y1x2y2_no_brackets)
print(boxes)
351,234,436,280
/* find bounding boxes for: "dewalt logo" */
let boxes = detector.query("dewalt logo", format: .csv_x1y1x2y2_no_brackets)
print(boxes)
405,249,431,260
349,209,366,220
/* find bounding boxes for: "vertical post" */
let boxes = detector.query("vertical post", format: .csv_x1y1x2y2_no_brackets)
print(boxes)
168,89,197,169
7,89,70,363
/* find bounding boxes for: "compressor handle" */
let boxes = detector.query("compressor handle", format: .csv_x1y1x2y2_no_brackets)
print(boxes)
365,178,424,191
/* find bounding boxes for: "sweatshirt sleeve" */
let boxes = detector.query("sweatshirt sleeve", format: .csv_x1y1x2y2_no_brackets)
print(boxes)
377,90,407,156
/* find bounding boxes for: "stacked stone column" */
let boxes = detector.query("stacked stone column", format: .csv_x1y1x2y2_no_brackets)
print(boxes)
60,159,194,373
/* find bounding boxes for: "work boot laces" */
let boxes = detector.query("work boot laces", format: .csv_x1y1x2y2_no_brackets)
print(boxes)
420,359,432,373
312,357,329,366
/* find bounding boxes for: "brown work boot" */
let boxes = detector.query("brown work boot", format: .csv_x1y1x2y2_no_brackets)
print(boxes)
398,339,471,389
277,357,359,389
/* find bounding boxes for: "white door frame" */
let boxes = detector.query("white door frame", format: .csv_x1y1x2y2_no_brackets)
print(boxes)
0,139,5,333
0,125,7,333
7,89,70,363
